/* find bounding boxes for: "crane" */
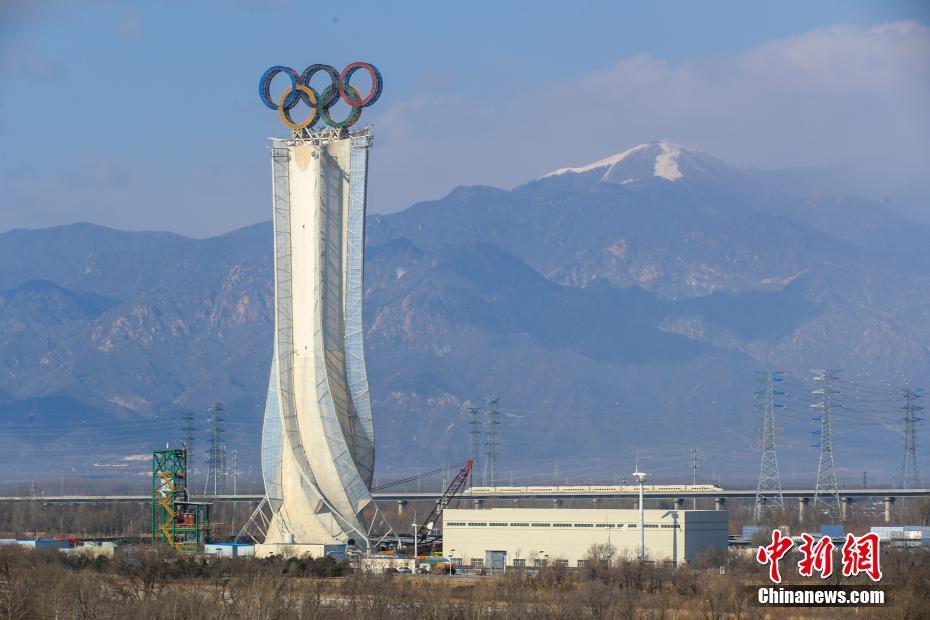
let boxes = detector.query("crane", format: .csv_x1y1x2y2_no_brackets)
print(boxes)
416,459,473,545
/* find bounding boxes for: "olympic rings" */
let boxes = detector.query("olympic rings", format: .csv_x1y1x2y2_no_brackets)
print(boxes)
259,62,382,130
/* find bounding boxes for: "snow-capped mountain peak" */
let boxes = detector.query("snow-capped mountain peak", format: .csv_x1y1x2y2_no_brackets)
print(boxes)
541,141,732,185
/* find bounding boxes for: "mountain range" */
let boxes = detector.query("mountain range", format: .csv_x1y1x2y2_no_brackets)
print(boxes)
2,141,928,487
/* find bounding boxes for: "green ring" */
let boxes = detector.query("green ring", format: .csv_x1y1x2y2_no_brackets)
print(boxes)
319,84,362,128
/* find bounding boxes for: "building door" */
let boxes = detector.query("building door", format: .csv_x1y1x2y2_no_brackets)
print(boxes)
486,550,506,572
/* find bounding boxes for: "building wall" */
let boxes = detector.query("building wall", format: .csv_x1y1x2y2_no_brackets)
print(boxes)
442,508,727,567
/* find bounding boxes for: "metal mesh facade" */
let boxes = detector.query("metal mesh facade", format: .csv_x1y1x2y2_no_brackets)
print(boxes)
260,128,388,547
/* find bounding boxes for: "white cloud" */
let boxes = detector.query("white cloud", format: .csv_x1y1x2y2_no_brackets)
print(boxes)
369,21,930,213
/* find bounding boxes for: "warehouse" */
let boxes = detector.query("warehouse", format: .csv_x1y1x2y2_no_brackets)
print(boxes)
442,507,727,569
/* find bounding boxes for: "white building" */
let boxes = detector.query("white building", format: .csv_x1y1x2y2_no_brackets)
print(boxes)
442,507,727,569
871,525,930,547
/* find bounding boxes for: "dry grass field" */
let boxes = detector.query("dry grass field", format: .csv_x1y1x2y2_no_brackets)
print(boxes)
1,543,928,619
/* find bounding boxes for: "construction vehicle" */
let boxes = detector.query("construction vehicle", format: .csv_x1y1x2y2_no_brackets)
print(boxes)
416,555,454,574
413,459,473,554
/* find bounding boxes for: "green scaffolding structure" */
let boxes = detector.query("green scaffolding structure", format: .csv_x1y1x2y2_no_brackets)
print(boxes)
151,448,210,553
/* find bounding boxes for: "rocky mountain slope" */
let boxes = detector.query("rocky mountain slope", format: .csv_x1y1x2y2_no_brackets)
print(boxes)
2,142,927,485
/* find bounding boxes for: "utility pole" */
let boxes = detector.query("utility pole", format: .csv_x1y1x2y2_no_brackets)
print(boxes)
220,444,228,494
754,371,785,522
633,461,647,562
484,397,500,487
203,402,225,495
862,471,867,489
691,448,698,510
811,370,841,520
899,388,923,488
232,449,239,495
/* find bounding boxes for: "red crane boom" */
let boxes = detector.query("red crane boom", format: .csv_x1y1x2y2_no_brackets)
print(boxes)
416,459,473,543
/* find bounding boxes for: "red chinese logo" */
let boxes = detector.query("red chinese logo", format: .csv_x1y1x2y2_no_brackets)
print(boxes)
841,533,882,581
797,533,834,578
757,530,883,583
756,530,794,583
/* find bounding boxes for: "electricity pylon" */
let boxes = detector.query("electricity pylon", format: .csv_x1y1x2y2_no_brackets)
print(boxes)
181,412,196,486
811,370,841,520
467,406,482,481
754,371,784,522
899,388,923,488
203,402,226,495
484,397,500,487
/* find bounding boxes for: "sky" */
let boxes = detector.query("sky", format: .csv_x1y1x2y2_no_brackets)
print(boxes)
1,0,929,237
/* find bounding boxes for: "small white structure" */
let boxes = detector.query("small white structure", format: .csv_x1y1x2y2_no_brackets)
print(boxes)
360,555,416,573
255,543,326,559
254,542,346,560
14,539,69,550
871,526,930,547
443,507,727,568
205,543,256,558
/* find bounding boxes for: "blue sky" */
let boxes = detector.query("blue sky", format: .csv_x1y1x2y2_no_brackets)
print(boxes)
1,0,928,236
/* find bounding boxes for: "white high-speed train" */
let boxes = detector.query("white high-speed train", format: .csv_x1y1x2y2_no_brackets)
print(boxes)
463,484,723,495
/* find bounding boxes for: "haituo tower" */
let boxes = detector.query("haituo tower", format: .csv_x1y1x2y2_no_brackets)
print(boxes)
251,63,392,550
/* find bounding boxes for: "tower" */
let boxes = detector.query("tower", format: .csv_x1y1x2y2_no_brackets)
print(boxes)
467,406,482,476
811,370,841,519
232,449,239,495
203,403,225,495
256,62,391,549
152,448,210,553
181,411,196,485
754,371,784,522
899,388,923,488
483,398,500,487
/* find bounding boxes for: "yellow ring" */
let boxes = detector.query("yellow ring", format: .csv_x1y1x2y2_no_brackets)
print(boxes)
278,84,318,130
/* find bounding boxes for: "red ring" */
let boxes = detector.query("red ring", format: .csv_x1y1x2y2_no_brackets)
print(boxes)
339,62,382,108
